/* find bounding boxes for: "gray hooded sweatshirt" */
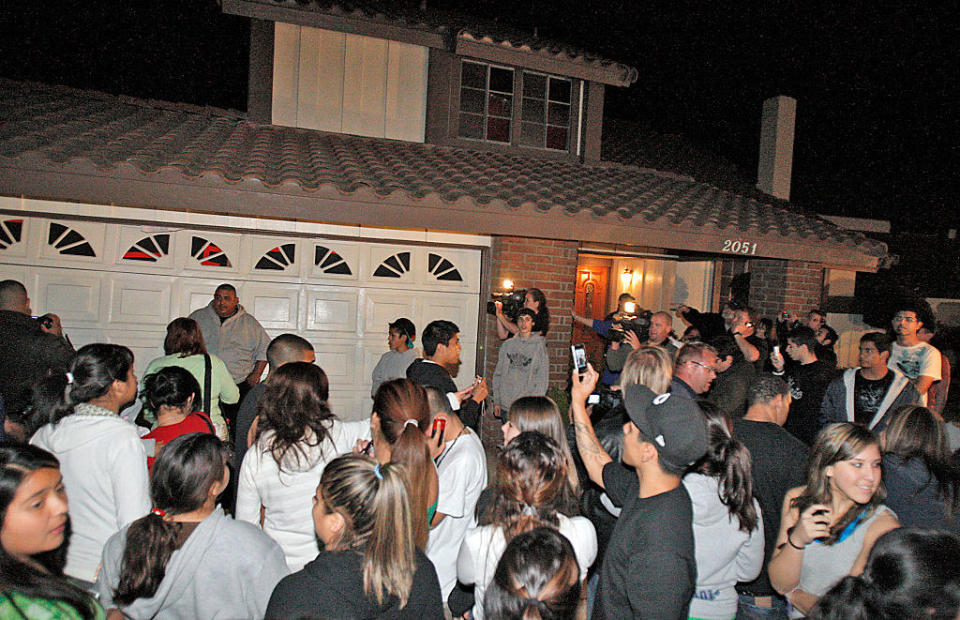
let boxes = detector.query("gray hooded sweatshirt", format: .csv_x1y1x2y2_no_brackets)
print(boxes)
96,507,289,619
492,333,549,410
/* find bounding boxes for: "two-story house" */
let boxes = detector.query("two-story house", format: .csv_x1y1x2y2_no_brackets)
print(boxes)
0,1,886,432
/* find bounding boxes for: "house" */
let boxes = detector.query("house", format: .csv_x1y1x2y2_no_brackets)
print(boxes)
0,1,887,437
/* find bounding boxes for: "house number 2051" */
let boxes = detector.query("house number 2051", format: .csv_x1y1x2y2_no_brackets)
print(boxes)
721,239,758,255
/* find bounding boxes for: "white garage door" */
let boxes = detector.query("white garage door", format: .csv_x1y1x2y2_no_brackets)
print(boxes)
0,215,482,421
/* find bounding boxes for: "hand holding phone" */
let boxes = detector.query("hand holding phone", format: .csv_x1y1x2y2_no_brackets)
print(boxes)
571,344,588,376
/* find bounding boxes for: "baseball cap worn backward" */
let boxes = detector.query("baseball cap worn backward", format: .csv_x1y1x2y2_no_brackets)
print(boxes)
623,385,708,470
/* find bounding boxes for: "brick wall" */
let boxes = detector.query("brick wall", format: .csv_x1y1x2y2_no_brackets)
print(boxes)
480,236,579,442
748,259,825,319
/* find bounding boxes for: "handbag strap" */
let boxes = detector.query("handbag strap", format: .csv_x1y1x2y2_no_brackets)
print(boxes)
203,353,212,416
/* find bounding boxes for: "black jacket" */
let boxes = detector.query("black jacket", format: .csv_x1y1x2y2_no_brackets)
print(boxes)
406,359,481,430
0,310,74,416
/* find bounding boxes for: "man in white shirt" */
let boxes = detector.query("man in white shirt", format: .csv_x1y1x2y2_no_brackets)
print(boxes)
889,305,941,406
423,387,487,602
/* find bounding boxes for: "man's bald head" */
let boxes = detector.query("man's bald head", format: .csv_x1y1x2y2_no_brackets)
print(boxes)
0,280,30,313
266,334,315,370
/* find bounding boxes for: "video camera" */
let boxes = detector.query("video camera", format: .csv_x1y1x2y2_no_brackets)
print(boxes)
486,286,527,320
607,301,652,343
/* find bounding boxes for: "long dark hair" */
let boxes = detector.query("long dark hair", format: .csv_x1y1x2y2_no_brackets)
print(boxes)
320,455,417,607
484,526,581,620
810,527,960,620
692,400,758,532
481,431,578,543
25,344,134,431
526,288,551,336
254,362,335,471
0,443,100,620
113,433,226,606
793,423,885,544
162,318,207,357
882,405,960,517
373,378,433,550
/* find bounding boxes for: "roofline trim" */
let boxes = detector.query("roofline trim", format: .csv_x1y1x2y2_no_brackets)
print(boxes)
455,36,638,87
221,0,448,49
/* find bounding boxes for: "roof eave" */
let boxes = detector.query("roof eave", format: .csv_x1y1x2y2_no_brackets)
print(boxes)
221,0,448,49
0,162,883,272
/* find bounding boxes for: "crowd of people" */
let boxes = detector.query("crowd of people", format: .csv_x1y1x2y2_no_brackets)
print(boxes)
2,275,960,619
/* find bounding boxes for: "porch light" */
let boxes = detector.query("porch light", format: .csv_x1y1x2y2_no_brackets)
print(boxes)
503,279,514,290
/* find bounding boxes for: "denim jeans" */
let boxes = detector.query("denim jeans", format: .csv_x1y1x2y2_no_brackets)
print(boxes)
737,593,789,620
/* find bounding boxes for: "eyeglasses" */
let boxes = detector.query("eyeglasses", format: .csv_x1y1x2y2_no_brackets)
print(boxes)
687,360,717,373
893,315,918,323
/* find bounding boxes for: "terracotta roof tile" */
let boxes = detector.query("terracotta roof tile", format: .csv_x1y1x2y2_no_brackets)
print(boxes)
0,79,886,268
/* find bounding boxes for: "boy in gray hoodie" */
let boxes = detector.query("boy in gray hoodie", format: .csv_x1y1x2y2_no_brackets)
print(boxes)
492,308,549,416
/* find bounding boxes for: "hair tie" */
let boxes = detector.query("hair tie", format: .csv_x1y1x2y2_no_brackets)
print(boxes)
65,372,74,384
404,419,419,429
151,508,166,517
374,463,383,480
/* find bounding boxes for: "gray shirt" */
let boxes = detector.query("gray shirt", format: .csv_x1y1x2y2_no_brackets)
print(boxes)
189,302,269,383
371,348,418,397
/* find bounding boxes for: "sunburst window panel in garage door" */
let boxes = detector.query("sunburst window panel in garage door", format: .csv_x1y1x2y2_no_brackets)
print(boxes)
372,251,412,280
255,243,296,271
41,221,105,263
122,234,171,263
0,219,25,256
190,236,232,268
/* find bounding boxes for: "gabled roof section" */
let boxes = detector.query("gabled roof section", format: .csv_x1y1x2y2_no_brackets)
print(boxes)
0,80,886,271
220,0,638,87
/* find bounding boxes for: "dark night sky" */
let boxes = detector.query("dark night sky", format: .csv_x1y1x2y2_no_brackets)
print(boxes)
2,0,957,231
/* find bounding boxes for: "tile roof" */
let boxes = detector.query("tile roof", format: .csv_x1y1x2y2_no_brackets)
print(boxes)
0,79,887,270
222,0,638,86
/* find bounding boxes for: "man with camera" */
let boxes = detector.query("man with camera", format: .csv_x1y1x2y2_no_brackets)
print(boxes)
572,294,660,386
0,279,74,426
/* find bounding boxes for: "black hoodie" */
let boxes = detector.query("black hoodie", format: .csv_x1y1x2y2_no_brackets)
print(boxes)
266,547,443,619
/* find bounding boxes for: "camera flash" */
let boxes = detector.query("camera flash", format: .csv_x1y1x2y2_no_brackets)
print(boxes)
502,279,513,289
623,301,636,313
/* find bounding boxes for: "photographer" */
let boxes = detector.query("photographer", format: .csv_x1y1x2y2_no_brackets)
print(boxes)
572,298,655,386
494,288,550,340
0,280,74,435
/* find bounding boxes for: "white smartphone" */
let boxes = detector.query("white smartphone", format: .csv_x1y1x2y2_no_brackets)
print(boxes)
571,344,588,375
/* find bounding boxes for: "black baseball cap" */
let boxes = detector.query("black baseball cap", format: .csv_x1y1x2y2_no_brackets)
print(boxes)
623,385,708,471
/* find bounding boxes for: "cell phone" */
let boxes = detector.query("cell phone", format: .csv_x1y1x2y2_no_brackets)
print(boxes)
773,345,781,356
431,417,446,440
473,375,483,387
571,344,588,375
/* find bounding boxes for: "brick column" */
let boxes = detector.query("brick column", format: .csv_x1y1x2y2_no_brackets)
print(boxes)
748,259,825,319
480,236,578,444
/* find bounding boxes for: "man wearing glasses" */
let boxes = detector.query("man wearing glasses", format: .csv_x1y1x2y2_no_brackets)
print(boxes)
889,305,941,406
671,343,720,399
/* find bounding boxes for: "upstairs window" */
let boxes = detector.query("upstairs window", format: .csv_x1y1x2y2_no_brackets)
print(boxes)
457,61,573,152
458,61,514,143
520,72,571,151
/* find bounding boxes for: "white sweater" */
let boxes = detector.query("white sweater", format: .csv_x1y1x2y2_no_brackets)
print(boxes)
31,409,151,582
236,418,370,571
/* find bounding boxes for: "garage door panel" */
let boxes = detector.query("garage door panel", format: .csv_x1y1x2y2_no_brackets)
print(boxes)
311,241,360,282
368,246,415,283
314,342,361,386
307,289,359,333
109,277,173,326
41,220,106,265
421,247,481,291
38,273,102,324
182,281,230,316
245,285,300,331
416,294,475,332
329,390,371,422
178,231,241,275
364,291,416,335
109,331,167,378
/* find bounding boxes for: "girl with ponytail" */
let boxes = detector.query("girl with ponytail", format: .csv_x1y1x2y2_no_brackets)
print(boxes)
684,400,764,619
29,343,150,583
483,527,582,620
369,378,438,550
458,431,596,620
0,443,104,619
266,454,443,618
96,433,288,618
236,361,370,571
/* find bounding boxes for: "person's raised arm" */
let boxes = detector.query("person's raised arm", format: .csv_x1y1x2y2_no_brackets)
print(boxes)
569,364,612,487
495,301,519,339
731,315,760,362
571,309,594,329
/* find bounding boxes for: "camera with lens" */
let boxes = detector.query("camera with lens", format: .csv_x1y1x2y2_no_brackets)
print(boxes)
587,383,623,412
33,315,54,330
607,302,652,343
486,288,527,320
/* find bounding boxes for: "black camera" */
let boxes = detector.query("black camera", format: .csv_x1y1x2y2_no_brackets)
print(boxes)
591,383,623,411
607,309,652,343
33,315,54,330
486,288,527,320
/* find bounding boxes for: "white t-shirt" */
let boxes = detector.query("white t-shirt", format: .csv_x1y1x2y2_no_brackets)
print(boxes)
888,341,941,405
236,418,370,571
426,429,487,599
457,514,597,620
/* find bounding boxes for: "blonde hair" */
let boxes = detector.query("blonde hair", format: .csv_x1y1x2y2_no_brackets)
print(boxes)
619,345,674,394
507,396,580,497
320,455,416,607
